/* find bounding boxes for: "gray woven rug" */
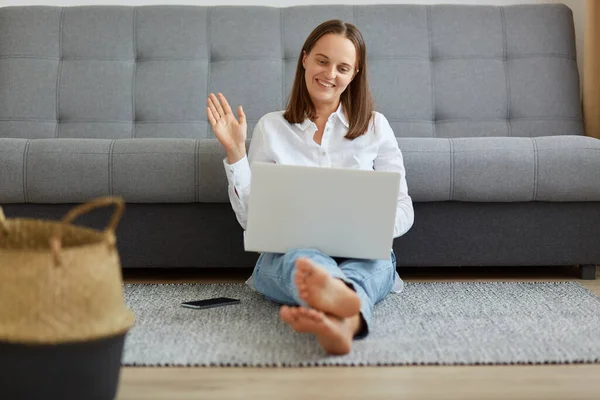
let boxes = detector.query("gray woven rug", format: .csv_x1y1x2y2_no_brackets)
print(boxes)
122,282,600,367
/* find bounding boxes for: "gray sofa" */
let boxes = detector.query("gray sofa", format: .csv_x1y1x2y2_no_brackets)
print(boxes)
1,4,598,278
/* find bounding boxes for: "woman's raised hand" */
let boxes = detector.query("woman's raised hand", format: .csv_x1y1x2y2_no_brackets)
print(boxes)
206,93,247,163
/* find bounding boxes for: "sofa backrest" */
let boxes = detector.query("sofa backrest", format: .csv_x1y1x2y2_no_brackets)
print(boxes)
0,4,583,140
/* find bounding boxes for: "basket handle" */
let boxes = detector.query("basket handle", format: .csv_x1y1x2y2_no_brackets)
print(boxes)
49,196,125,266
0,207,8,236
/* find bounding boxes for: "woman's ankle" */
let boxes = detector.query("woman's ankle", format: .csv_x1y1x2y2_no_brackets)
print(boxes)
349,314,362,336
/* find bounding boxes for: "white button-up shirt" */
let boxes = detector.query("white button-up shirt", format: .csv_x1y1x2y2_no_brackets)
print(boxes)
223,104,414,293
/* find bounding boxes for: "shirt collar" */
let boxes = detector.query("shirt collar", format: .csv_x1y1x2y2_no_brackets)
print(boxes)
335,103,350,128
294,103,350,131
295,118,313,132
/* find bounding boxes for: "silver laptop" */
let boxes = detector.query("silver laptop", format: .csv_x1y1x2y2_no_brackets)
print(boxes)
244,162,400,260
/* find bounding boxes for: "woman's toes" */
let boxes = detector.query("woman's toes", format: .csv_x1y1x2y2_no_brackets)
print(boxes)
281,305,303,322
279,306,291,317
279,306,292,322
295,258,314,278
296,307,311,317
299,307,324,322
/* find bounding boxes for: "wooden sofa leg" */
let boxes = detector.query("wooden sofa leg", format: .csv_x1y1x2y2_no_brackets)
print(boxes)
579,264,597,280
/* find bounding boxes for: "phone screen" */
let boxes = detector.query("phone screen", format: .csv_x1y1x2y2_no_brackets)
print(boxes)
181,297,240,309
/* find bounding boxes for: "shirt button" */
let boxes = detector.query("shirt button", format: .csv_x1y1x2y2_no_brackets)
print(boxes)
322,151,327,156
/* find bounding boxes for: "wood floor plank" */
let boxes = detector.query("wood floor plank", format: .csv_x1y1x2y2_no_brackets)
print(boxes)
118,365,600,400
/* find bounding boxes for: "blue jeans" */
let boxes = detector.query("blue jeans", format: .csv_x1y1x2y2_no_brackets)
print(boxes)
249,248,397,339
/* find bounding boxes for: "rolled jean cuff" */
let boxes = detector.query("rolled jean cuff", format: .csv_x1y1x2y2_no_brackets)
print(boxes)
338,278,372,340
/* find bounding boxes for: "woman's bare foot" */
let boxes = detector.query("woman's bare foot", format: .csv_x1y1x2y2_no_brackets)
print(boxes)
279,306,358,355
294,257,361,318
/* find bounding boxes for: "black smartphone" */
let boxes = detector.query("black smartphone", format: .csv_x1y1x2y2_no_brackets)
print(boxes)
181,297,240,310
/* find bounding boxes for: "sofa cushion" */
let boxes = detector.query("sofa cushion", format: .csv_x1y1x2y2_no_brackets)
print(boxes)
1,136,599,204
0,138,227,203
401,135,600,202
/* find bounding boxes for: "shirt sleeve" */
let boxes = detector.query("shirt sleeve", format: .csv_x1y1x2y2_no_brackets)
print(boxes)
222,117,273,230
373,113,415,238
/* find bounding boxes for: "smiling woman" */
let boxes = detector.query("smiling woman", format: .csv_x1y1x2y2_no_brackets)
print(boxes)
205,19,414,356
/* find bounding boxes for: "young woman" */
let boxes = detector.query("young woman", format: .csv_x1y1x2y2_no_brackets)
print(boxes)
206,20,414,355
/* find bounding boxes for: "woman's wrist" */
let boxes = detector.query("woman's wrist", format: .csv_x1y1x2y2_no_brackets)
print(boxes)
226,147,246,164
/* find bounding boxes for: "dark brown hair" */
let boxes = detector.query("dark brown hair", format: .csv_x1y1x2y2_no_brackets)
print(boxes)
283,20,373,140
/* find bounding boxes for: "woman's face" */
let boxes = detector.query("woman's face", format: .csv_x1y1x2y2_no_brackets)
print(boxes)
302,33,358,109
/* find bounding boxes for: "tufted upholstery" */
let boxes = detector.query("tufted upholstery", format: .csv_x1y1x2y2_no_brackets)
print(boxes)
1,4,599,204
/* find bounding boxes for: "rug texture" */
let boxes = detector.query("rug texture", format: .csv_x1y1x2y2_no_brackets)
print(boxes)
122,282,600,367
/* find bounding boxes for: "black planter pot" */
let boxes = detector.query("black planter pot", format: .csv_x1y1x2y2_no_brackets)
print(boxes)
0,333,126,400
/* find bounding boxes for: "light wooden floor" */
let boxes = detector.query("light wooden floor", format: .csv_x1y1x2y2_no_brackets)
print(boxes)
118,265,600,400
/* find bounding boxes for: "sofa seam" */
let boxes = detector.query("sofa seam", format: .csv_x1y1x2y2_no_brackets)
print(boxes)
55,8,64,139
427,5,436,138
22,140,30,203
206,6,212,139
22,151,202,155
426,117,581,122
132,7,138,139
500,7,512,137
0,116,583,122
401,147,600,152
449,138,454,200
22,147,600,155
109,139,116,196
531,137,539,201
0,116,584,123
0,53,578,62
194,139,200,202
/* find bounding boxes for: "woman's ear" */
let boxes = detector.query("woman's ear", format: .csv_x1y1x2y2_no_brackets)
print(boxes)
302,50,307,69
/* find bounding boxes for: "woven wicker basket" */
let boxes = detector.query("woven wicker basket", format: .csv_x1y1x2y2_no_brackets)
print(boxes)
0,197,135,400
0,196,135,344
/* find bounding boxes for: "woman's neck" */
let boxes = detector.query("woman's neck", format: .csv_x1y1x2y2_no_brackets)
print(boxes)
312,100,340,122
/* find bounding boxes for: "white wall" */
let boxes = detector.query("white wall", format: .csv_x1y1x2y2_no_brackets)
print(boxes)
0,0,585,81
